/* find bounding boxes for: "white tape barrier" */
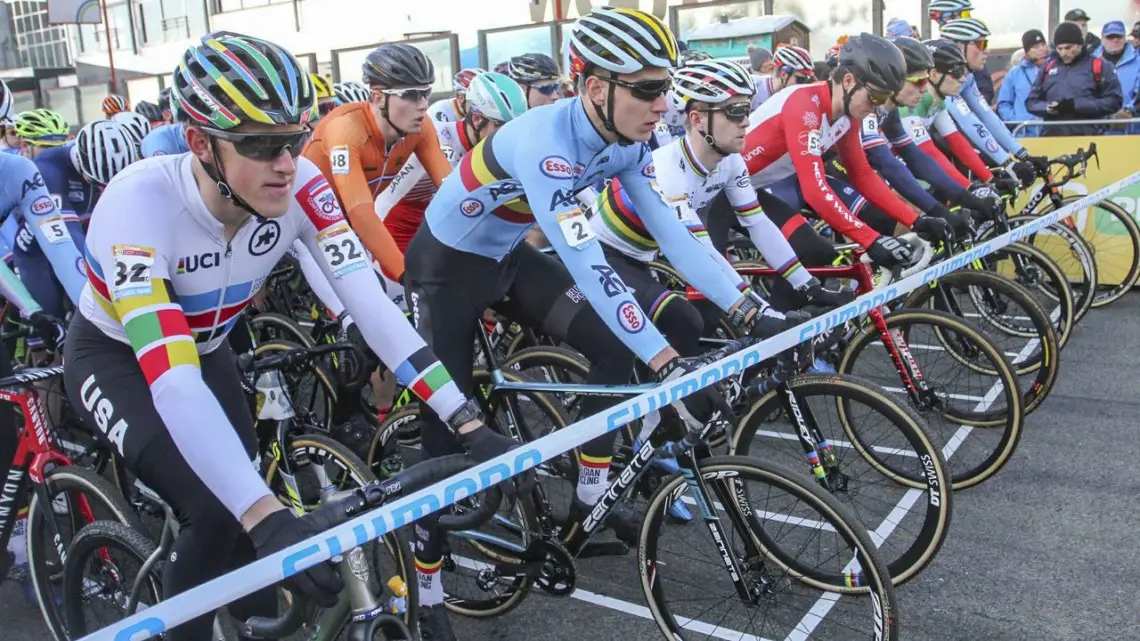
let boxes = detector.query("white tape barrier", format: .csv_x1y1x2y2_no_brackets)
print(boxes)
84,171,1140,641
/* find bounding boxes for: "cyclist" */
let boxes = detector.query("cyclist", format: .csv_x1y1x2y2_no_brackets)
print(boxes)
301,42,451,285
939,18,1047,183
928,0,972,25
878,37,1001,227
158,87,174,124
374,71,528,309
405,9,738,636
135,100,165,129
0,118,19,155
311,73,337,116
731,33,947,295
428,67,485,123
333,80,371,105
141,119,189,157
749,45,817,110
15,120,138,319
112,109,152,150
14,109,69,153
62,32,523,641
102,93,129,117
507,52,564,107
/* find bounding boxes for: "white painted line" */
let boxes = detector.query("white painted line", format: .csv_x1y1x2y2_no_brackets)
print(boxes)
753,428,919,458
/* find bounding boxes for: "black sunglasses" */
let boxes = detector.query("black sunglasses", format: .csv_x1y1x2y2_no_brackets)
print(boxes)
944,64,969,80
381,86,433,102
600,76,673,101
700,102,751,122
531,81,563,96
204,127,312,161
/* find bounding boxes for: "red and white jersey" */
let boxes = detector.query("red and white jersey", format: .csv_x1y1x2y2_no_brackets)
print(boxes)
740,83,915,247
374,120,473,216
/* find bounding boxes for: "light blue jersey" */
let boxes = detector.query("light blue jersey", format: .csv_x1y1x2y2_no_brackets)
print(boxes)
141,123,189,158
943,73,1025,166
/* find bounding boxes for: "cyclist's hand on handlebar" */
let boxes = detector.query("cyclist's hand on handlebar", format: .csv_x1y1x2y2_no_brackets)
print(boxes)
248,507,344,608
912,213,955,245
956,188,1000,221
656,355,732,431
1006,160,1037,188
797,277,855,308
925,203,970,240
1020,152,1051,175
27,311,66,352
457,424,537,502
867,235,914,269
990,178,1020,199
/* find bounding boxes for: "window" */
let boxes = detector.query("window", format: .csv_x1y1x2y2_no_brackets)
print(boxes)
214,0,293,13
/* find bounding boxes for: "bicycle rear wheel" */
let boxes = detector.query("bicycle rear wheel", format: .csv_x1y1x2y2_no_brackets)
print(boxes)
1050,195,1140,308
997,215,1098,324
639,455,899,640
979,241,1075,350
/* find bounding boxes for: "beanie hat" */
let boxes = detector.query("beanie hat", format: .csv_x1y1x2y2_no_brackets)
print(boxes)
1021,29,1046,51
1053,22,1084,47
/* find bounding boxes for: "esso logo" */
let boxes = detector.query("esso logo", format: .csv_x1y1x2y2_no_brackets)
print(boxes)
30,197,55,215
617,301,645,333
642,163,656,178
460,198,485,217
540,156,574,179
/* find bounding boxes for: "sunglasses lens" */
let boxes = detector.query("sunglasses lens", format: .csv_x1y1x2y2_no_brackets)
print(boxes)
535,83,561,95
630,80,672,101
232,131,311,161
723,103,751,121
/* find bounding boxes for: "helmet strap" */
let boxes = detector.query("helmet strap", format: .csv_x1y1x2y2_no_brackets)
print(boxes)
697,111,730,157
840,81,856,120
202,137,265,221
590,71,636,146
378,94,409,139
465,111,490,144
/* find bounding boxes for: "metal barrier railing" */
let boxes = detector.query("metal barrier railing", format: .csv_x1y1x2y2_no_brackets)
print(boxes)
1007,118,1140,136
76,169,1140,641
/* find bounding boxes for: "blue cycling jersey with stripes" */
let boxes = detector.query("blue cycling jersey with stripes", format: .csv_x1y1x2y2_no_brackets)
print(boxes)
423,97,728,364
141,123,189,158
959,73,1025,158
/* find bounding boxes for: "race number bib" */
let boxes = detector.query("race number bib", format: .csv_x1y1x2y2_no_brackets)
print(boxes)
910,122,928,141
317,223,368,278
38,216,71,244
111,245,155,300
557,209,596,249
330,146,350,175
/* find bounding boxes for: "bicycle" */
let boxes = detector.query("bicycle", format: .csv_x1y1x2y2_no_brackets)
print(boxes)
62,452,501,640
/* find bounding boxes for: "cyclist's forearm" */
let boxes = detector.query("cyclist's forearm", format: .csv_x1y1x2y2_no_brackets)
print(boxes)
0,259,42,316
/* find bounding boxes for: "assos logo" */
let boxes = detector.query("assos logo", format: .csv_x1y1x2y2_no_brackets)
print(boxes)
539,156,574,179
616,301,645,333
460,198,484,217
30,197,54,215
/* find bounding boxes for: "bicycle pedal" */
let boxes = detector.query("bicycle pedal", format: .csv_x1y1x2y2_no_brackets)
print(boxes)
577,541,628,558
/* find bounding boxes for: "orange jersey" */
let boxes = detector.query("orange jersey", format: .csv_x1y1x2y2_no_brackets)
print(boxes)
302,102,451,281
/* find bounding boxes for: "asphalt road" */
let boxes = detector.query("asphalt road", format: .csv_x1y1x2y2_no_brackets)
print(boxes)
4,292,1138,640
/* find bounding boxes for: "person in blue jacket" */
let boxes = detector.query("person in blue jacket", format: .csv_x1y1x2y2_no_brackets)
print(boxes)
998,30,1048,136
1093,20,1140,132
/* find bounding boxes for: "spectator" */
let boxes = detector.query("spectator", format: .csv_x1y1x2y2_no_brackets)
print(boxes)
1131,22,1140,49
1094,20,1140,126
998,29,1048,135
1027,21,1123,136
1064,8,1101,55
747,45,775,74
886,18,917,39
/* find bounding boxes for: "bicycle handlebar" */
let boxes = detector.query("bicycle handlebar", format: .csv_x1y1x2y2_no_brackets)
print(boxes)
238,342,357,376
243,453,498,639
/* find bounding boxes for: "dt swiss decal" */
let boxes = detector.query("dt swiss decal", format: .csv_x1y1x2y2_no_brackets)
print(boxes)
297,175,343,231
539,156,574,179
460,198,484,217
617,301,645,333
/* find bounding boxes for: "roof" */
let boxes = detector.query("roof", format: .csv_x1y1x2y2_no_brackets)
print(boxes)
685,15,804,41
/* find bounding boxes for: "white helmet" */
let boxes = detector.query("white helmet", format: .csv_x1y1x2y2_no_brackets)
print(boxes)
333,81,371,104
773,45,814,73
0,78,12,123
671,60,756,106
111,110,151,147
464,72,528,123
940,18,990,41
566,7,679,76
928,0,973,12
71,120,139,186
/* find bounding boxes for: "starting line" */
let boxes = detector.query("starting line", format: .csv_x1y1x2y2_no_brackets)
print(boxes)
83,171,1140,641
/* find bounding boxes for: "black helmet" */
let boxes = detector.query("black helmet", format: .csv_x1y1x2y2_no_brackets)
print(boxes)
157,87,171,112
135,100,163,122
838,33,907,93
923,38,968,73
890,37,934,74
362,43,435,88
507,53,560,84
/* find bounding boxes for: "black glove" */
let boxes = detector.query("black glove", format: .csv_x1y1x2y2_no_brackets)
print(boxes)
955,189,998,222
656,355,732,431
1008,161,1037,188
27,311,65,352
336,319,376,391
1055,97,1075,113
797,277,855,308
1018,151,1051,174
990,178,1020,199
912,214,954,245
925,203,971,240
748,304,790,339
249,508,344,608
866,235,914,269
457,423,537,502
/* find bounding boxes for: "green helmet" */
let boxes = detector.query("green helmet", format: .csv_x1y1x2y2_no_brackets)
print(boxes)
16,109,69,146
464,72,528,123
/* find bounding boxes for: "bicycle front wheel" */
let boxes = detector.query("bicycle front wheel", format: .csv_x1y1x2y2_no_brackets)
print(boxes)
1050,195,1140,308
639,455,898,640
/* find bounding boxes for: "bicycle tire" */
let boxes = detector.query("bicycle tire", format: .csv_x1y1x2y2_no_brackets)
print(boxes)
995,215,1098,324
906,270,1060,415
252,340,338,432
263,432,418,633
639,455,899,641
730,373,952,586
61,520,163,638
26,465,142,641
1050,195,1140,308
248,310,317,347
979,241,1075,350
838,309,1023,489
645,260,741,339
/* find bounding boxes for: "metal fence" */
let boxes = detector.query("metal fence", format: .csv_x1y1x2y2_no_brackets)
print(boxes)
1006,118,1140,137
